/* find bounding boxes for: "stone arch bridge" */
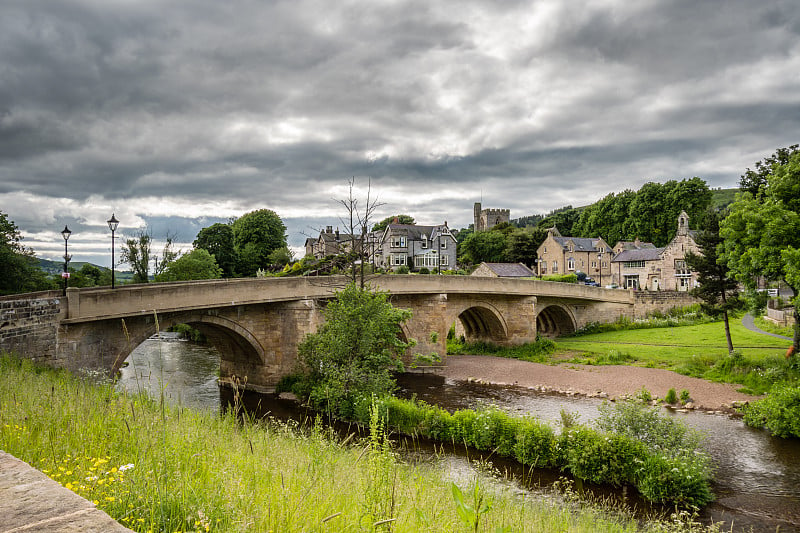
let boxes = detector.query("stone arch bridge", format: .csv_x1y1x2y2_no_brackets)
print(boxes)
0,276,693,391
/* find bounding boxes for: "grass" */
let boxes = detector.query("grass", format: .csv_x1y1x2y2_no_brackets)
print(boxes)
753,315,794,338
554,317,796,395
0,353,721,533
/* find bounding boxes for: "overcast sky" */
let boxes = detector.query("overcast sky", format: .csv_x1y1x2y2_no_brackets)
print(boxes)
2,0,799,267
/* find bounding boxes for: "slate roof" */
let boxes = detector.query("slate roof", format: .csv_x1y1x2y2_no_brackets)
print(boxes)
479,262,536,277
612,247,665,262
553,236,610,253
385,224,454,241
616,240,657,251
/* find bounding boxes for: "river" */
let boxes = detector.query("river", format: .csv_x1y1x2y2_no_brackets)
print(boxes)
117,335,800,532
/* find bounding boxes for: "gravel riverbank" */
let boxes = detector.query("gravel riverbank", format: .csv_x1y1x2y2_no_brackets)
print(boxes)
439,355,757,412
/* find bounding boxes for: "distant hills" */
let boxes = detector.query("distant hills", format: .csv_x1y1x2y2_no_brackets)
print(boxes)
38,258,135,283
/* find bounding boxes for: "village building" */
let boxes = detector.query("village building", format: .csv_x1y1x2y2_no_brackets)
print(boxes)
473,202,510,232
535,227,613,284
471,262,536,278
373,221,458,272
304,226,358,260
611,211,700,291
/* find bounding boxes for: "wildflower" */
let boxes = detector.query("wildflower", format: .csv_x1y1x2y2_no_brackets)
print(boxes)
119,464,134,472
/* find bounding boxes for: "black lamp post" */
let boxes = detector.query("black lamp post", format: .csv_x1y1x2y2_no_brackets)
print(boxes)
107,214,119,289
61,225,72,296
597,251,603,288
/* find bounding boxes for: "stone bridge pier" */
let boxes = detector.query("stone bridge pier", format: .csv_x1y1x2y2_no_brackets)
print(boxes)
58,299,326,391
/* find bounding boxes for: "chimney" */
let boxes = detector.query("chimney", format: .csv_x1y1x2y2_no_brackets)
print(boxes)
335,228,340,239
326,225,332,233
392,216,399,224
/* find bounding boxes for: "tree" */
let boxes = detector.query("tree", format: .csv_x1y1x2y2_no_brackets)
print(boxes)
538,206,581,236
295,283,412,414
121,231,152,283
458,230,507,265
505,227,547,266
194,223,236,277
232,209,287,277
739,144,799,199
0,211,53,295
155,248,223,282
336,178,384,288
372,214,415,232
121,230,178,283
685,210,743,353
267,246,293,267
721,150,800,351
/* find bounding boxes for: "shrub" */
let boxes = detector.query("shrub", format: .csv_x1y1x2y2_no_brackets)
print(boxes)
679,389,691,405
636,454,714,508
665,388,678,404
394,265,410,274
558,427,648,487
541,273,578,283
634,387,653,403
742,383,800,438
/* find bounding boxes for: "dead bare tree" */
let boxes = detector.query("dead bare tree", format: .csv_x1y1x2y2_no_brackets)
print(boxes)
336,177,385,289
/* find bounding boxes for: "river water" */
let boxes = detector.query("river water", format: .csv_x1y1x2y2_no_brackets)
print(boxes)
118,336,800,532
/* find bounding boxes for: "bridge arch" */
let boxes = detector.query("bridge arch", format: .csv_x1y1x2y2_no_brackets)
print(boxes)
536,304,576,337
448,302,509,344
111,312,267,374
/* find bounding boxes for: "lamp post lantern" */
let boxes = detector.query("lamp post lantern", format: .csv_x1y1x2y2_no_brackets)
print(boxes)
107,214,119,289
61,225,72,296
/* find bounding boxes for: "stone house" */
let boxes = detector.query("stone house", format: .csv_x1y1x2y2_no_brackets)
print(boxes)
304,226,358,259
373,222,457,272
535,227,613,284
471,262,536,278
611,211,700,291
473,202,510,232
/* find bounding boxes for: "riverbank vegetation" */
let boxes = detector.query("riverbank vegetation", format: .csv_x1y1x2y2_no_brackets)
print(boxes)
0,354,727,533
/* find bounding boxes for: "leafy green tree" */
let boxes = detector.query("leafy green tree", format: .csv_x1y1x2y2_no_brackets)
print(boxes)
194,223,236,277
458,230,507,265
121,231,152,283
155,248,223,282
295,283,412,414
371,214,415,232
685,210,743,353
0,211,53,295
721,150,800,351
537,206,581,236
739,144,799,199
267,246,293,267
68,263,112,288
505,227,547,265
233,209,287,277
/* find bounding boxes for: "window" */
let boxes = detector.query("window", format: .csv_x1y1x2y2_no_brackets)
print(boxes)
567,257,575,270
624,275,639,289
675,259,690,275
552,261,558,273
421,237,428,249
440,254,448,266
624,260,645,268
391,236,406,248
414,252,438,268
440,239,447,249
390,254,406,266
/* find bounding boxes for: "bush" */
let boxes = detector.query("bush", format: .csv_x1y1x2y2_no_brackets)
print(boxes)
679,389,692,405
446,338,557,363
352,395,713,507
541,273,578,283
418,267,430,274
394,265,410,274
665,388,678,404
742,383,800,438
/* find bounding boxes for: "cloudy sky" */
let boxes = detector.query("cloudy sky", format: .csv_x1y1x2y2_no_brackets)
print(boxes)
2,0,799,267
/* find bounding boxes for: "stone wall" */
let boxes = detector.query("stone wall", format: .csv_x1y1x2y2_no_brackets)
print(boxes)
0,292,64,364
632,290,698,319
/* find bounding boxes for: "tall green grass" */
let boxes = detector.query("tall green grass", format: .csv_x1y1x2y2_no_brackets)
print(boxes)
0,354,717,532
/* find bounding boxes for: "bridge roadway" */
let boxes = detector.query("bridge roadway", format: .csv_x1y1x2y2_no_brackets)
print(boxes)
1,275,689,392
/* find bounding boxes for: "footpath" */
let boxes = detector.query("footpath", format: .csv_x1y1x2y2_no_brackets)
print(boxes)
0,451,132,532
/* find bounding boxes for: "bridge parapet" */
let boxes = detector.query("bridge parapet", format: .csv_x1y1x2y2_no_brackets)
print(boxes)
62,275,633,322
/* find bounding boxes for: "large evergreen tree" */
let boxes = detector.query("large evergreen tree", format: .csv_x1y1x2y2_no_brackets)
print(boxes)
685,210,743,353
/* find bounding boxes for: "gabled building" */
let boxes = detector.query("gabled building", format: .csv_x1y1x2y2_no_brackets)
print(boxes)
304,226,358,260
374,221,457,272
535,227,613,283
471,262,536,278
611,211,700,291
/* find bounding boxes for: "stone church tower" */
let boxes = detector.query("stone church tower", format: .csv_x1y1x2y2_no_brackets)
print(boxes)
473,202,510,232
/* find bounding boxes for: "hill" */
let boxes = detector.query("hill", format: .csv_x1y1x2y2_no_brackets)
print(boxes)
38,258,135,283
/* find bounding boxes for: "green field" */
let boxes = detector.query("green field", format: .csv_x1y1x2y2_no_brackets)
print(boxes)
553,317,795,394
